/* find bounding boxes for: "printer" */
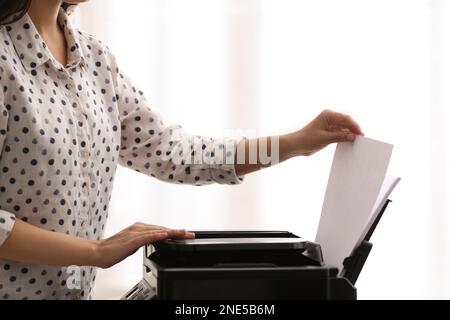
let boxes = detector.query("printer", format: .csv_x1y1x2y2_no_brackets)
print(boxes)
121,199,391,300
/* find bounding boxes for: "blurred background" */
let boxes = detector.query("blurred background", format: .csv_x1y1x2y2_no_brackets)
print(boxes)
72,0,449,299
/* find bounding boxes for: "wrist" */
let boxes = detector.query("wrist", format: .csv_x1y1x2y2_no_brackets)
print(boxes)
284,129,314,158
86,239,103,267
280,133,299,161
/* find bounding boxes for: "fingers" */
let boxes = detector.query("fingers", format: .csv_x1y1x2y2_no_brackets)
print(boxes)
167,230,196,239
185,232,196,239
129,222,195,239
133,229,195,248
323,110,364,135
130,222,170,232
164,229,195,240
127,224,195,245
125,222,196,250
133,231,170,247
325,130,356,144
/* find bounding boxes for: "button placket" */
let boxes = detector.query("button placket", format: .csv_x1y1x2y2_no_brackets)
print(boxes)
78,142,90,227
63,69,91,230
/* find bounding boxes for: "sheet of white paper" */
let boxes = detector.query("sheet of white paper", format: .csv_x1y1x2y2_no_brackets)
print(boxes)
315,136,393,270
357,175,401,246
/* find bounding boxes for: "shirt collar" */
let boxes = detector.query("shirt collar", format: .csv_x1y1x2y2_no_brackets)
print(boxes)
5,8,85,72
57,9,85,69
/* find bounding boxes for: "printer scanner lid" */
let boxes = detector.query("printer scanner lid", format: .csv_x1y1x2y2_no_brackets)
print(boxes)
155,231,308,252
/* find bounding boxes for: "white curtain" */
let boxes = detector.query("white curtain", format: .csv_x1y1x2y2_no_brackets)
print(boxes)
76,0,450,299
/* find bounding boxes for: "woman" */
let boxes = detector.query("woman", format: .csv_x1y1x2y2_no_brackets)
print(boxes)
0,0,363,300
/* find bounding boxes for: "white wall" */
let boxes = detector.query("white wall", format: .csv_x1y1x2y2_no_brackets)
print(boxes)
77,0,450,299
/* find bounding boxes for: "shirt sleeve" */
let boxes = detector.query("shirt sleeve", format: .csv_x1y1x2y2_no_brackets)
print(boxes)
0,85,16,247
110,56,245,186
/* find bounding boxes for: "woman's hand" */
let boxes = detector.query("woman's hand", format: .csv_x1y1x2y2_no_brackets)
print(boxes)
93,223,195,269
282,109,364,158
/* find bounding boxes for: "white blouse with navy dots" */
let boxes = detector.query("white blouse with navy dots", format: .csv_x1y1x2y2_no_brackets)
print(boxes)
0,8,243,300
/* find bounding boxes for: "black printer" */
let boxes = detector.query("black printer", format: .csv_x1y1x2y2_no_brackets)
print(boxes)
122,200,391,300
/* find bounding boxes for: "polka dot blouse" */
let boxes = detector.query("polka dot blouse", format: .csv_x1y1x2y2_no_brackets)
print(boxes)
0,9,243,300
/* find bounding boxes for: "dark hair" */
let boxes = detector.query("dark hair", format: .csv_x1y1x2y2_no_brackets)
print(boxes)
0,1,74,25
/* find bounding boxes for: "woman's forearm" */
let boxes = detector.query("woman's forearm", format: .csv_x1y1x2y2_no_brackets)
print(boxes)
234,135,292,177
0,219,98,267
